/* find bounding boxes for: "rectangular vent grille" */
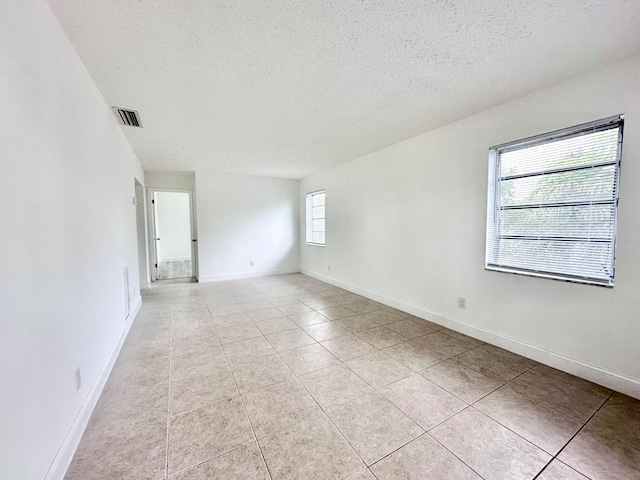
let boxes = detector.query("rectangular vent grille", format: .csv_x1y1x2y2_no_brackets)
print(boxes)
112,107,142,127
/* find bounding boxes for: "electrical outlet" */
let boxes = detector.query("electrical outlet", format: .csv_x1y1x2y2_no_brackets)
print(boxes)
75,368,82,391
250,260,254,267
327,265,331,272
457,297,466,309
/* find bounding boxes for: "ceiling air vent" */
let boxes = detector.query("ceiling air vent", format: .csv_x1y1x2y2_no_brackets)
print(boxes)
112,107,142,127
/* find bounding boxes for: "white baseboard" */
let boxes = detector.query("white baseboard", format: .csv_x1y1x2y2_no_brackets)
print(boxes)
199,268,300,283
301,268,640,399
43,296,142,480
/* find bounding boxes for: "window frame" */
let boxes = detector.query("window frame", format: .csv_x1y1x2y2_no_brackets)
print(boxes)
306,189,326,247
485,115,624,287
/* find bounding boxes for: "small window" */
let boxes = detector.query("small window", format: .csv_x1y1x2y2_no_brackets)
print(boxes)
486,115,623,287
306,190,325,246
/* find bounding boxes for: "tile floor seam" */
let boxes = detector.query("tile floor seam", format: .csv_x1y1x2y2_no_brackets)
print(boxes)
274,340,430,469
499,367,606,425
269,344,371,470
163,286,175,480
531,391,614,480
84,275,639,480
201,285,274,480
422,422,488,480
219,318,273,479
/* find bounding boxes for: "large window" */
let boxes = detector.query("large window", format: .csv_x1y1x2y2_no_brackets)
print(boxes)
486,115,623,287
306,190,325,246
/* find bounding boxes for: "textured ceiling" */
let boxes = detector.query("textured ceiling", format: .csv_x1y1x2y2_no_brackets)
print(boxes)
47,0,640,179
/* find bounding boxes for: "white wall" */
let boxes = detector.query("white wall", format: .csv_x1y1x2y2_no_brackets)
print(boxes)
145,171,195,190
155,191,192,262
0,1,145,479
300,54,640,398
197,171,299,281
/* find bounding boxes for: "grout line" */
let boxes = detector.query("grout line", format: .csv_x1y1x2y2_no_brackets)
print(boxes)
135,274,622,480
532,391,613,480
204,283,275,480
163,283,176,479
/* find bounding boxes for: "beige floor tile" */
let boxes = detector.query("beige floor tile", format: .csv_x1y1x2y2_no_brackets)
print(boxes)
508,368,608,422
360,310,405,326
279,343,341,376
333,315,380,333
382,306,413,318
277,303,314,316
74,275,640,480
303,321,350,342
172,327,220,351
480,345,537,368
254,316,298,335
371,434,481,479
415,331,477,357
208,304,245,317
266,328,316,352
217,323,263,344
171,344,227,379
346,351,413,389
385,319,436,339
344,300,381,314
321,334,377,361
538,460,589,480
380,375,467,430
223,337,277,365
240,300,275,312
243,378,321,438
439,328,484,347
383,340,447,372
318,306,360,320
355,326,407,349
454,346,533,382
170,365,239,414
588,401,640,449
287,310,330,327
559,427,640,480
532,364,612,396
168,443,269,479
267,296,301,307
82,382,169,443
326,393,424,465
168,397,254,474
259,414,365,480
430,408,550,479
213,312,253,328
246,307,286,321
474,386,582,454
65,422,167,480
349,469,377,479
420,360,502,403
300,364,374,408
610,392,640,412
230,353,293,394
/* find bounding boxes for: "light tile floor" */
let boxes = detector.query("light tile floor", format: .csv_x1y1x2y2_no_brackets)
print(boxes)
157,260,192,280
66,274,640,480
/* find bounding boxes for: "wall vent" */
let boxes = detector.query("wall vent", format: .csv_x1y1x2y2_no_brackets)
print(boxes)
112,107,142,127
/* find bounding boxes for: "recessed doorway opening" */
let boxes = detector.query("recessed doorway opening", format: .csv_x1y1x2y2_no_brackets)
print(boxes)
149,189,197,281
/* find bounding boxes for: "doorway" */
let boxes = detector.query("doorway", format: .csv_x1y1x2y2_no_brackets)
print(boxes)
150,189,197,281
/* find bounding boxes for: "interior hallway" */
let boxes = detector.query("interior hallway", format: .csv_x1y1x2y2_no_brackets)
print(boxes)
65,274,640,480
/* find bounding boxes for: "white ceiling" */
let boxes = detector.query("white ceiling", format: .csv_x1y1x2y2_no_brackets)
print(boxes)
47,0,640,179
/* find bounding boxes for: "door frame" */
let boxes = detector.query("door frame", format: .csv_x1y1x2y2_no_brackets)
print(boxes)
147,188,198,282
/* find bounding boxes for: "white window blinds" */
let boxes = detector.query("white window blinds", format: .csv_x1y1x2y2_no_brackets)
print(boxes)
486,115,623,286
306,190,325,245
